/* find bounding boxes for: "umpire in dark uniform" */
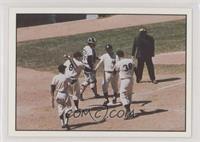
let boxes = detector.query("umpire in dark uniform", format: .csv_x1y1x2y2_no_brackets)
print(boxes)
132,28,157,84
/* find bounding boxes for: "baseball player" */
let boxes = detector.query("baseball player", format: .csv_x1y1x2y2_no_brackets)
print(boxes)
115,50,135,120
80,37,100,100
50,64,71,129
95,44,119,105
63,51,85,110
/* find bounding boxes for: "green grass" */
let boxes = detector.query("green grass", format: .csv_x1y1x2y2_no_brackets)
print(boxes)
17,19,186,71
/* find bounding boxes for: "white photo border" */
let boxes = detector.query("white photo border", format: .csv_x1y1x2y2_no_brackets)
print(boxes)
7,7,192,137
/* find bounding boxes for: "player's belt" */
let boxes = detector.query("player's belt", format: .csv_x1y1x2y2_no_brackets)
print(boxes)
104,71,114,73
58,91,66,93
120,77,133,80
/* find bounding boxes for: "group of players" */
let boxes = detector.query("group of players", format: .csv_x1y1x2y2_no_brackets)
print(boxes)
50,36,136,129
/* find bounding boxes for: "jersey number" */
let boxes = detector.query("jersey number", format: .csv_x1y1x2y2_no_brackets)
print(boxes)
123,63,133,71
68,64,73,71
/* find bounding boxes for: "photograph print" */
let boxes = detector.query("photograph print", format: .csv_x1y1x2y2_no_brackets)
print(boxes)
15,13,187,132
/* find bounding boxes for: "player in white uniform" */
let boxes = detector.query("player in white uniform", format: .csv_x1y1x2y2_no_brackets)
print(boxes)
63,51,85,110
50,64,71,129
80,37,100,100
95,44,119,105
115,50,135,120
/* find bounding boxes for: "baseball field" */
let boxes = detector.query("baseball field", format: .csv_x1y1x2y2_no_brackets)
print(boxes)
16,15,186,131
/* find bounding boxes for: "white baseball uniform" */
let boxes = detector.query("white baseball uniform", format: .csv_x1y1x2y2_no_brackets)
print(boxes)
115,58,135,106
51,73,72,117
82,45,97,88
97,53,119,93
64,58,84,101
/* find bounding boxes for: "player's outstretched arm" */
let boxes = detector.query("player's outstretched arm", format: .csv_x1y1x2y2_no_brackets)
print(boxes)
95,59,103,71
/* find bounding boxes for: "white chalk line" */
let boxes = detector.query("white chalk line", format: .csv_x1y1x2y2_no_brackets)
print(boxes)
135,81,185,96
133,81,185,113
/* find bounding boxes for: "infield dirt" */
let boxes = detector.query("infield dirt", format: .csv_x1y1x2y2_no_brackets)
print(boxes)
16,66,185,131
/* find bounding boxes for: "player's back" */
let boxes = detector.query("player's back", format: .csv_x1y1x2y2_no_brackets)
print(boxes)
116,58,134,79
64,58,84,79
52,73,68,93
82,45,92,64
82,45,96,66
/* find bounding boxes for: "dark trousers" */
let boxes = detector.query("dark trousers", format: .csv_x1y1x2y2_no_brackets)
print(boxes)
136,57,156,81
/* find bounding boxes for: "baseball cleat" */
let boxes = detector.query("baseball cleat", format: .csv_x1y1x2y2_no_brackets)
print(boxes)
103,100,109,106
124,111,135,120
62,124,68,128
94,94,101,98
62,124,71,130
152,80,158,84
112,97,117,104
66,125,71,130
74,108,82,113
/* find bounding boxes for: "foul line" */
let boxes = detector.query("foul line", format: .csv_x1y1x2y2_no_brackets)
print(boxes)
136,81,185,96
135,81,185,113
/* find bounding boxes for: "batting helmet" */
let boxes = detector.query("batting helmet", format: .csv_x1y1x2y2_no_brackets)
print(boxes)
87,37,96,44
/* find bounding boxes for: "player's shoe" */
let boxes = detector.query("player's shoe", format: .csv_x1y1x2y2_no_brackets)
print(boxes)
62,124,71,130
94,94,101,98
61,112,71,130
74,108,82,113
136,79,141,83
112,97,117,104
62,123,68,128
152,80,158,84
103,100,109,106
124,110,135,120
